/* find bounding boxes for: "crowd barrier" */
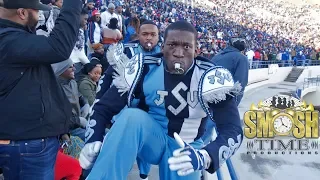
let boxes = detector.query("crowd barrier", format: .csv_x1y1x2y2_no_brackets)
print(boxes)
201,53,320,70
248,59,320,69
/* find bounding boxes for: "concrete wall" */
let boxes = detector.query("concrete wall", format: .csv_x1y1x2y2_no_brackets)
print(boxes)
245,66,320,92
301,86,320,106
296,66,320,83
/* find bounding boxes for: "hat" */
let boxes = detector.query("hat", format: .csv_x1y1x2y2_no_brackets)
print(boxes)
92,9,100,16
108,3,115,9
3,0,51,11
51,59,74,77
82,61,101,75
91,43,103,50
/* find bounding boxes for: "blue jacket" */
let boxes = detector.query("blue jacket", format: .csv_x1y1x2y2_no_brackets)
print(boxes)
212,46,249,105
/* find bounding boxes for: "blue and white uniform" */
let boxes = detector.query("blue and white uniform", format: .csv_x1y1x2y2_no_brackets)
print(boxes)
96,41,161,101
92,41,161,177
85,45,243,180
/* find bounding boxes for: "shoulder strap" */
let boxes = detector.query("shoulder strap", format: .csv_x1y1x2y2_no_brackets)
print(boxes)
123,43,139,48
144,55,162,65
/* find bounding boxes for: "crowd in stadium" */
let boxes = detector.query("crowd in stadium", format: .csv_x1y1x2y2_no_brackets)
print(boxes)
0,0,319,179
43,0,320,65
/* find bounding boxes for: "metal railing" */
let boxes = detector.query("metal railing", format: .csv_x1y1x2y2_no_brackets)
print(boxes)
295,75,320,99
302,75,320,90
248,60,320,70
201,54,320,70
202,126,239,180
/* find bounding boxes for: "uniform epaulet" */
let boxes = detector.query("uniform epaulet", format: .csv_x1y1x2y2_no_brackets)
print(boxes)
144,53,163,65
195,56,215,70
123,43,139,48
198,66,242,120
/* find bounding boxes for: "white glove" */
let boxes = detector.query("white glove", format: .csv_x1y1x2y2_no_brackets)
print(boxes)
79,141,102,169
168,133,211,176
81,104,90,118
79,117,88,128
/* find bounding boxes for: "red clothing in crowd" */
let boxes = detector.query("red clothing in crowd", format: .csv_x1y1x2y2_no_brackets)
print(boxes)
254,51,261,60
55,151,82,180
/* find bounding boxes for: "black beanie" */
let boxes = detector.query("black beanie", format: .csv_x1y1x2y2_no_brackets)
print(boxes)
82,61,100,75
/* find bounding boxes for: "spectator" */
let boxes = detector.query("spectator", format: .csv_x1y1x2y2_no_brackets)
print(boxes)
113,3,123,32
51,59,90,141
87,9,102,56
70,8,90,81
124,16,140,43
102,17,122,45
254,49,261,68
212,37,249,105
84,0,95,19
52,0,63,22
100,2,117,29
246,49,255,68
90,43,109,73
0,0,82,179
78,62,102,105
115,3,126,37
202,37,249,145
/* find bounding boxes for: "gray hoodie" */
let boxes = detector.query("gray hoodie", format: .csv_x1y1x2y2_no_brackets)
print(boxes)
51,60,88,130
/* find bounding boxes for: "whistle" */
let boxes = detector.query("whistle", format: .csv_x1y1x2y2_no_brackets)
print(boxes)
174,63,184,74
147,43,151,48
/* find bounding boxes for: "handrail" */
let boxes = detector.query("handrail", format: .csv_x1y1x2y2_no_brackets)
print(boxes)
202,126,239,180
202,154,238,180
248,59,320,70
201,55,320,70
302,76,320,90
296,75,320,99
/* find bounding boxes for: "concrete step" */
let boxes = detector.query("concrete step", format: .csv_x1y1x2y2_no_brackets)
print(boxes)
284,68,304,82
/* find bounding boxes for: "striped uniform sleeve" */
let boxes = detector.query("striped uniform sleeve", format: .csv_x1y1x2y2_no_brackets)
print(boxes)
124,47,134,59
88,22,96,44
203,97,243,173
95,66,115,100
85,85,127,143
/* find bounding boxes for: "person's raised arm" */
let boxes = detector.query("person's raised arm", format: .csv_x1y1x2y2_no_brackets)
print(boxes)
4,0,82,65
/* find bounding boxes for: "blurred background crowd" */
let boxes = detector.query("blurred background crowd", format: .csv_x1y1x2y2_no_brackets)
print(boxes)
39,0,320,69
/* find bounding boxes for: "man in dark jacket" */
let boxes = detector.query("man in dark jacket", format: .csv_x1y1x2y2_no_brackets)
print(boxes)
202,37,249,144
212,37,249,104
0,0,82,179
